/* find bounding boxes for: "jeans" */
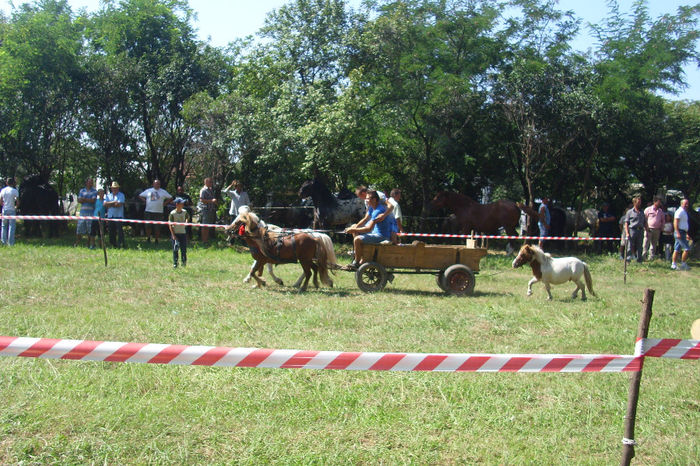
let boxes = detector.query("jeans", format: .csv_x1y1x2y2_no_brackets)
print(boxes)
1,208,16,246
172,233,187,265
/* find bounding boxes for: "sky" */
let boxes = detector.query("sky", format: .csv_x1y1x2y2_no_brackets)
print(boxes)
2,0,698,100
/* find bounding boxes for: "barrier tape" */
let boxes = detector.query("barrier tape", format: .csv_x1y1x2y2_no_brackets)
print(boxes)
640,338,700,359
1,215,621,241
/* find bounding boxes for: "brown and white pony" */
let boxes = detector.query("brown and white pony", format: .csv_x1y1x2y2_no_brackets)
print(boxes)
512,244,595,300
227,210,335,291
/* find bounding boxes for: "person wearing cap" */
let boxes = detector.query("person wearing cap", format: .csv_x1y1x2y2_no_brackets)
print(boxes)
168,197,190,268
538,197,551,248
104,181,126,248
139,179,172,244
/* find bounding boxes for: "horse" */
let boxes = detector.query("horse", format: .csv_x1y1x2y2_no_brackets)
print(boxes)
298,179,366,230
242,226,338,288
512,244,595,300
431,191,521,252
18,175,62,238
226,210,334,291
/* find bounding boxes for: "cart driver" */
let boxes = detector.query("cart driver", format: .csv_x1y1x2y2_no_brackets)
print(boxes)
344,190,392,270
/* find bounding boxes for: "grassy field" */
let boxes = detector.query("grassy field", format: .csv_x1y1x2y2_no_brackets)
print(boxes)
0,234,698,464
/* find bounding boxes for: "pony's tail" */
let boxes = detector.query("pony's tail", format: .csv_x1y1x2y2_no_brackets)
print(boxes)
584,264,596,297
315,238,334,287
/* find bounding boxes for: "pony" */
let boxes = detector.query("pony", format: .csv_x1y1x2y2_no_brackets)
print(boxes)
512,244,596,300
226,210,334,291
298,179,366,229
18,175,62,238
431,191,521,252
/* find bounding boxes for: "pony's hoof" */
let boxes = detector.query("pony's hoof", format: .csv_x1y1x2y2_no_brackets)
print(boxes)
243,277,251,283
526,291,533,297
581,296,587,301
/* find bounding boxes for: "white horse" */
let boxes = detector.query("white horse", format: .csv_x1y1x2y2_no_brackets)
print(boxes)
512,244,596,300
234,206,338,288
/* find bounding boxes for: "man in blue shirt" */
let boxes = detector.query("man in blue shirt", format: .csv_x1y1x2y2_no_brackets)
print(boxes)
104,181,126,248
344,190,392,269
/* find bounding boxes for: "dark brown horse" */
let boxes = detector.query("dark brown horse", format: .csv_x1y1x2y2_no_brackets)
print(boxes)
226,211,333,291
431,191,521,252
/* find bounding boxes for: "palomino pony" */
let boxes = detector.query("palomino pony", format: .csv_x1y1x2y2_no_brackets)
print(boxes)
227,211,334,291
431,191,521,252
512,244,595,300
299,179,366,229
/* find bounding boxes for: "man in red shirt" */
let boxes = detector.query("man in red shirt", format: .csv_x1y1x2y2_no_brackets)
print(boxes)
643,196,665,260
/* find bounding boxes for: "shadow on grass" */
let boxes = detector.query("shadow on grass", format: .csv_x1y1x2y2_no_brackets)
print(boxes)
376,288,510,298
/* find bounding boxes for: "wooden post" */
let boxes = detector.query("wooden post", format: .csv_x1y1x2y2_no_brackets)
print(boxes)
620,288,654,466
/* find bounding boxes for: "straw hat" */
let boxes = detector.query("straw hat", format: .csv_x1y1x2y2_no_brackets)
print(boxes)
110,181,120,188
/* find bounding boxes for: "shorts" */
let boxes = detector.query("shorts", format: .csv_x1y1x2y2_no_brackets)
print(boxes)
144,211,164,222
76,218,92,235
538,225,549,237
674,231,690,252
358,233,389,244
200,209,216,225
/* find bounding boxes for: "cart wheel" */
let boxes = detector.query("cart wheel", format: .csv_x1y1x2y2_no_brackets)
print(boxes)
436,270,448,292
355,262,387,293
443,264,475,296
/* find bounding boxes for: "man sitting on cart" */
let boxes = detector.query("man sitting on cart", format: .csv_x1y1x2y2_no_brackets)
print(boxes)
344,190,393,270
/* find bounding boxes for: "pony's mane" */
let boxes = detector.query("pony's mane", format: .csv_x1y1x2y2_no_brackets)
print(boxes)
303,179,339,208
529,245,551,262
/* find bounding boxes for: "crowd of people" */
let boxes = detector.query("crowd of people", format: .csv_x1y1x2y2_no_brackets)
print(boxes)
1,174,695,272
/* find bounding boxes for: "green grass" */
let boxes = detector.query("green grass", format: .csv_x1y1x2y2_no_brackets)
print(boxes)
1,235,698,464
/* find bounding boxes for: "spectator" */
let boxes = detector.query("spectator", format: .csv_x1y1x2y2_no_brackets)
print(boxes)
169,186,194,240
139,179,172,243
198,177,217,245
537,197,551,248
596,202,617,254
169,197,190,268
0,177,19,246
91,188,106,249
660,212,674,262
344,190,392,270
75,177,97,249
643,196,664,260
223,179,251,220
104,181,126,248
389,188,404,242
624,196,646,263
671,198,691,270
619,202,633,259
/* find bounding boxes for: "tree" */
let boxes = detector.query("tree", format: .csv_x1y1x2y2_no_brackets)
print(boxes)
0,0,85,184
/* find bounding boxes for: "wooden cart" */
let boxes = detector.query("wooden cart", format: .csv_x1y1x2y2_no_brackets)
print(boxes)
354,241,487,296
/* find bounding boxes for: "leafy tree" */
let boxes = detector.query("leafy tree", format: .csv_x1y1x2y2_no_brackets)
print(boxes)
0,0,85,183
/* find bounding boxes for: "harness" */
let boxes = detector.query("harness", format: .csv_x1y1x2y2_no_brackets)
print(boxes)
261,229,297,264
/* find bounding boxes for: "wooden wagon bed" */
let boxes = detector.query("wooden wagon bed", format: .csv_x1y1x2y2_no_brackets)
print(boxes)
353,241,488,296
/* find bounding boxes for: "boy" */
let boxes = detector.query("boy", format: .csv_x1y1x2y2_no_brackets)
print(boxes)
169,198,190,268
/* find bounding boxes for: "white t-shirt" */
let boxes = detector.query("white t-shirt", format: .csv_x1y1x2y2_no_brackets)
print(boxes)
225,189,251,215
674,207,689,231
0,186,19,212
140,187,171,213
388,197,402,220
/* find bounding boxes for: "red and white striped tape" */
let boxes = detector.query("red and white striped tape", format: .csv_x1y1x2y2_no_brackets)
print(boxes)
639,338,700,359
1,215,621,241
398,232,621,241
0,336,651,372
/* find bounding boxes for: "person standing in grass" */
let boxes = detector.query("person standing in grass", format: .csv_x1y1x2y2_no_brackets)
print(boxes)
139,179,172,243
169,198,190,268
671,198,692,271
0,177,19,246
75,177,97,249
90,188,106,249
104,181,126,248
